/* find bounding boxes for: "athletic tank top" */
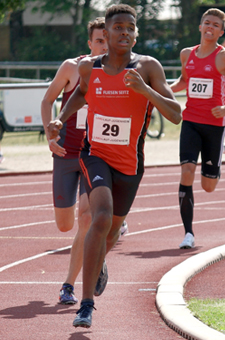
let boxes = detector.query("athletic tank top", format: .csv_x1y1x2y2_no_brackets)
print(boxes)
54,57,87,159
183,45,225,126
83,53,153,175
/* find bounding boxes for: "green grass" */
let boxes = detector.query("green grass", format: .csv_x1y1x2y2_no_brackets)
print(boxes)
188,298,225,334
1,131,47,146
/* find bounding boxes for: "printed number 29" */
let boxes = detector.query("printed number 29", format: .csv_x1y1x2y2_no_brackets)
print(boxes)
102,123,119,137
192,83,207,93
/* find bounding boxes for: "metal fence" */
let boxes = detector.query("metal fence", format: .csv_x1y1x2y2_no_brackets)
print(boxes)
0,62,181,80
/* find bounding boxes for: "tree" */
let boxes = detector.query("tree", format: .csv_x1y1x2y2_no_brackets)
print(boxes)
29,0,99,49
172,0,225,51
0,0,26,21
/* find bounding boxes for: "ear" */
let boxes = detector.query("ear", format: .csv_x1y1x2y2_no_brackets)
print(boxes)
103,28,108,39
219,30,224,37
88,40,91,50
199,24,201,32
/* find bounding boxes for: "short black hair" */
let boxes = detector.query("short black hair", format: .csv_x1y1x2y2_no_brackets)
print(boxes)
105,4,136,22
87,17,105,40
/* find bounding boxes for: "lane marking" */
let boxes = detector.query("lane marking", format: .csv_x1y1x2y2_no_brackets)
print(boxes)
0,181,51,188
0,281,157,285
0,220,55,231
125,217,225,236
0,192,51,199
1,200,225,232
0,236,74,239
0,245,72,273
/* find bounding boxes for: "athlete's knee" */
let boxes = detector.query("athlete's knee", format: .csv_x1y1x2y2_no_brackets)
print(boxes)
92,209,113,235
181,164,195,185
201,177,218,193
55,208,75,232
56,221,73,232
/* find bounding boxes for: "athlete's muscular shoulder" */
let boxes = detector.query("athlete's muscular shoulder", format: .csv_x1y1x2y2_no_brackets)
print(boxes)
216,47,225,75
136,55,164,85
78,55,99,90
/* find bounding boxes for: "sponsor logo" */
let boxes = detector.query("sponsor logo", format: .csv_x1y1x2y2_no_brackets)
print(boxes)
96,87,102,94
206,160,213,165
94,77,101,83
92,175,103,182
204,65,213,72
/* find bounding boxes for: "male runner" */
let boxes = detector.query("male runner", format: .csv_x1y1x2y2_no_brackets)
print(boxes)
48,4,181,327
41,17,108,304
171,8,225,249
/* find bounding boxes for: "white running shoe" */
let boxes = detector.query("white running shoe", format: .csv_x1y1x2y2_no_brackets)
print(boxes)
179,232,195,249
120,221,129,236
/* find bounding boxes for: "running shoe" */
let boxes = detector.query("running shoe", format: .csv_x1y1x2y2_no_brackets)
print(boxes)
59,283,78,304
120,220,129,236
73,300,95,328
94,260,108,296
179,232,195,249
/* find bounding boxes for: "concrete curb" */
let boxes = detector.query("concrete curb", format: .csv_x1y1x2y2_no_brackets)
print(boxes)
156,245,225,340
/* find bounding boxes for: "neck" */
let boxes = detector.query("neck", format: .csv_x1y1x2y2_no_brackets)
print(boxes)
196,41,218,58
103,50,132,74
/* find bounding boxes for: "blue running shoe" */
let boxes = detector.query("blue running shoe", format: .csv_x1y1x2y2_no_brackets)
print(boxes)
73,300,95,328
94,260,108,296
59,283,78,304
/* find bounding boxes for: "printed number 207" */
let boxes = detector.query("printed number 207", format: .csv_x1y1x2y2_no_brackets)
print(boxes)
192,83,207,93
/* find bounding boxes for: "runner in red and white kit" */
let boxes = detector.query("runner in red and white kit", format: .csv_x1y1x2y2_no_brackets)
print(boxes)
171,8,225,249
41,18,107,304
48,4,181,328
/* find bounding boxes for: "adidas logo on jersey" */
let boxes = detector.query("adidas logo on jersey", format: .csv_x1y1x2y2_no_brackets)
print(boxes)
94,77,101,83
189,59,194,64
92,175,103,182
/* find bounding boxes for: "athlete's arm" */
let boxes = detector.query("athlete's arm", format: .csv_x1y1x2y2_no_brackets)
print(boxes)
47,58,92,139
124,56,181,124
211,49,225,119
170,48,190,93
41,58,79,156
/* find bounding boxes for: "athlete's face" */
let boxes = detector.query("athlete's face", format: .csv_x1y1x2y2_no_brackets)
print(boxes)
88,29,108,56
199,15,224,41
104,13,136,52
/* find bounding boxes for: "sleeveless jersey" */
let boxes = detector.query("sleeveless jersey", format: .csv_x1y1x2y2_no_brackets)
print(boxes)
83,54,153,175
54,57,87,159
183,45,225,126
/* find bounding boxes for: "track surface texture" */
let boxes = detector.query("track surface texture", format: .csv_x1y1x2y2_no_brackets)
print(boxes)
1,164,225,340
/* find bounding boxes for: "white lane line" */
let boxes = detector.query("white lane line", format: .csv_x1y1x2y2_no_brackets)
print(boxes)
0,192,51,199
137,187,225,198
1,200,225,232
0,221,55,231
129,199,225,213
0,204,53,212
0,181,51,188
0,281,157,285
125,217,225,236
0,236,74,239
140,178,225,187
0,245,72,273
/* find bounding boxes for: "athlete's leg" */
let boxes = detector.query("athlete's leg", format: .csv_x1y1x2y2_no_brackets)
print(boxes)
179,163,196,235
64,192,91,285
179,121,199,240
82,186,113,300
55,206,75,232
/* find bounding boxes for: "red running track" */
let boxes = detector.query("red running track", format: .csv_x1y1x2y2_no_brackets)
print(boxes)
0,165,225,340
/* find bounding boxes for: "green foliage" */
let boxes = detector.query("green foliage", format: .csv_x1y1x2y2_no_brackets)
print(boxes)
14,27,80,61
0,0,26,21
188,298,225,334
